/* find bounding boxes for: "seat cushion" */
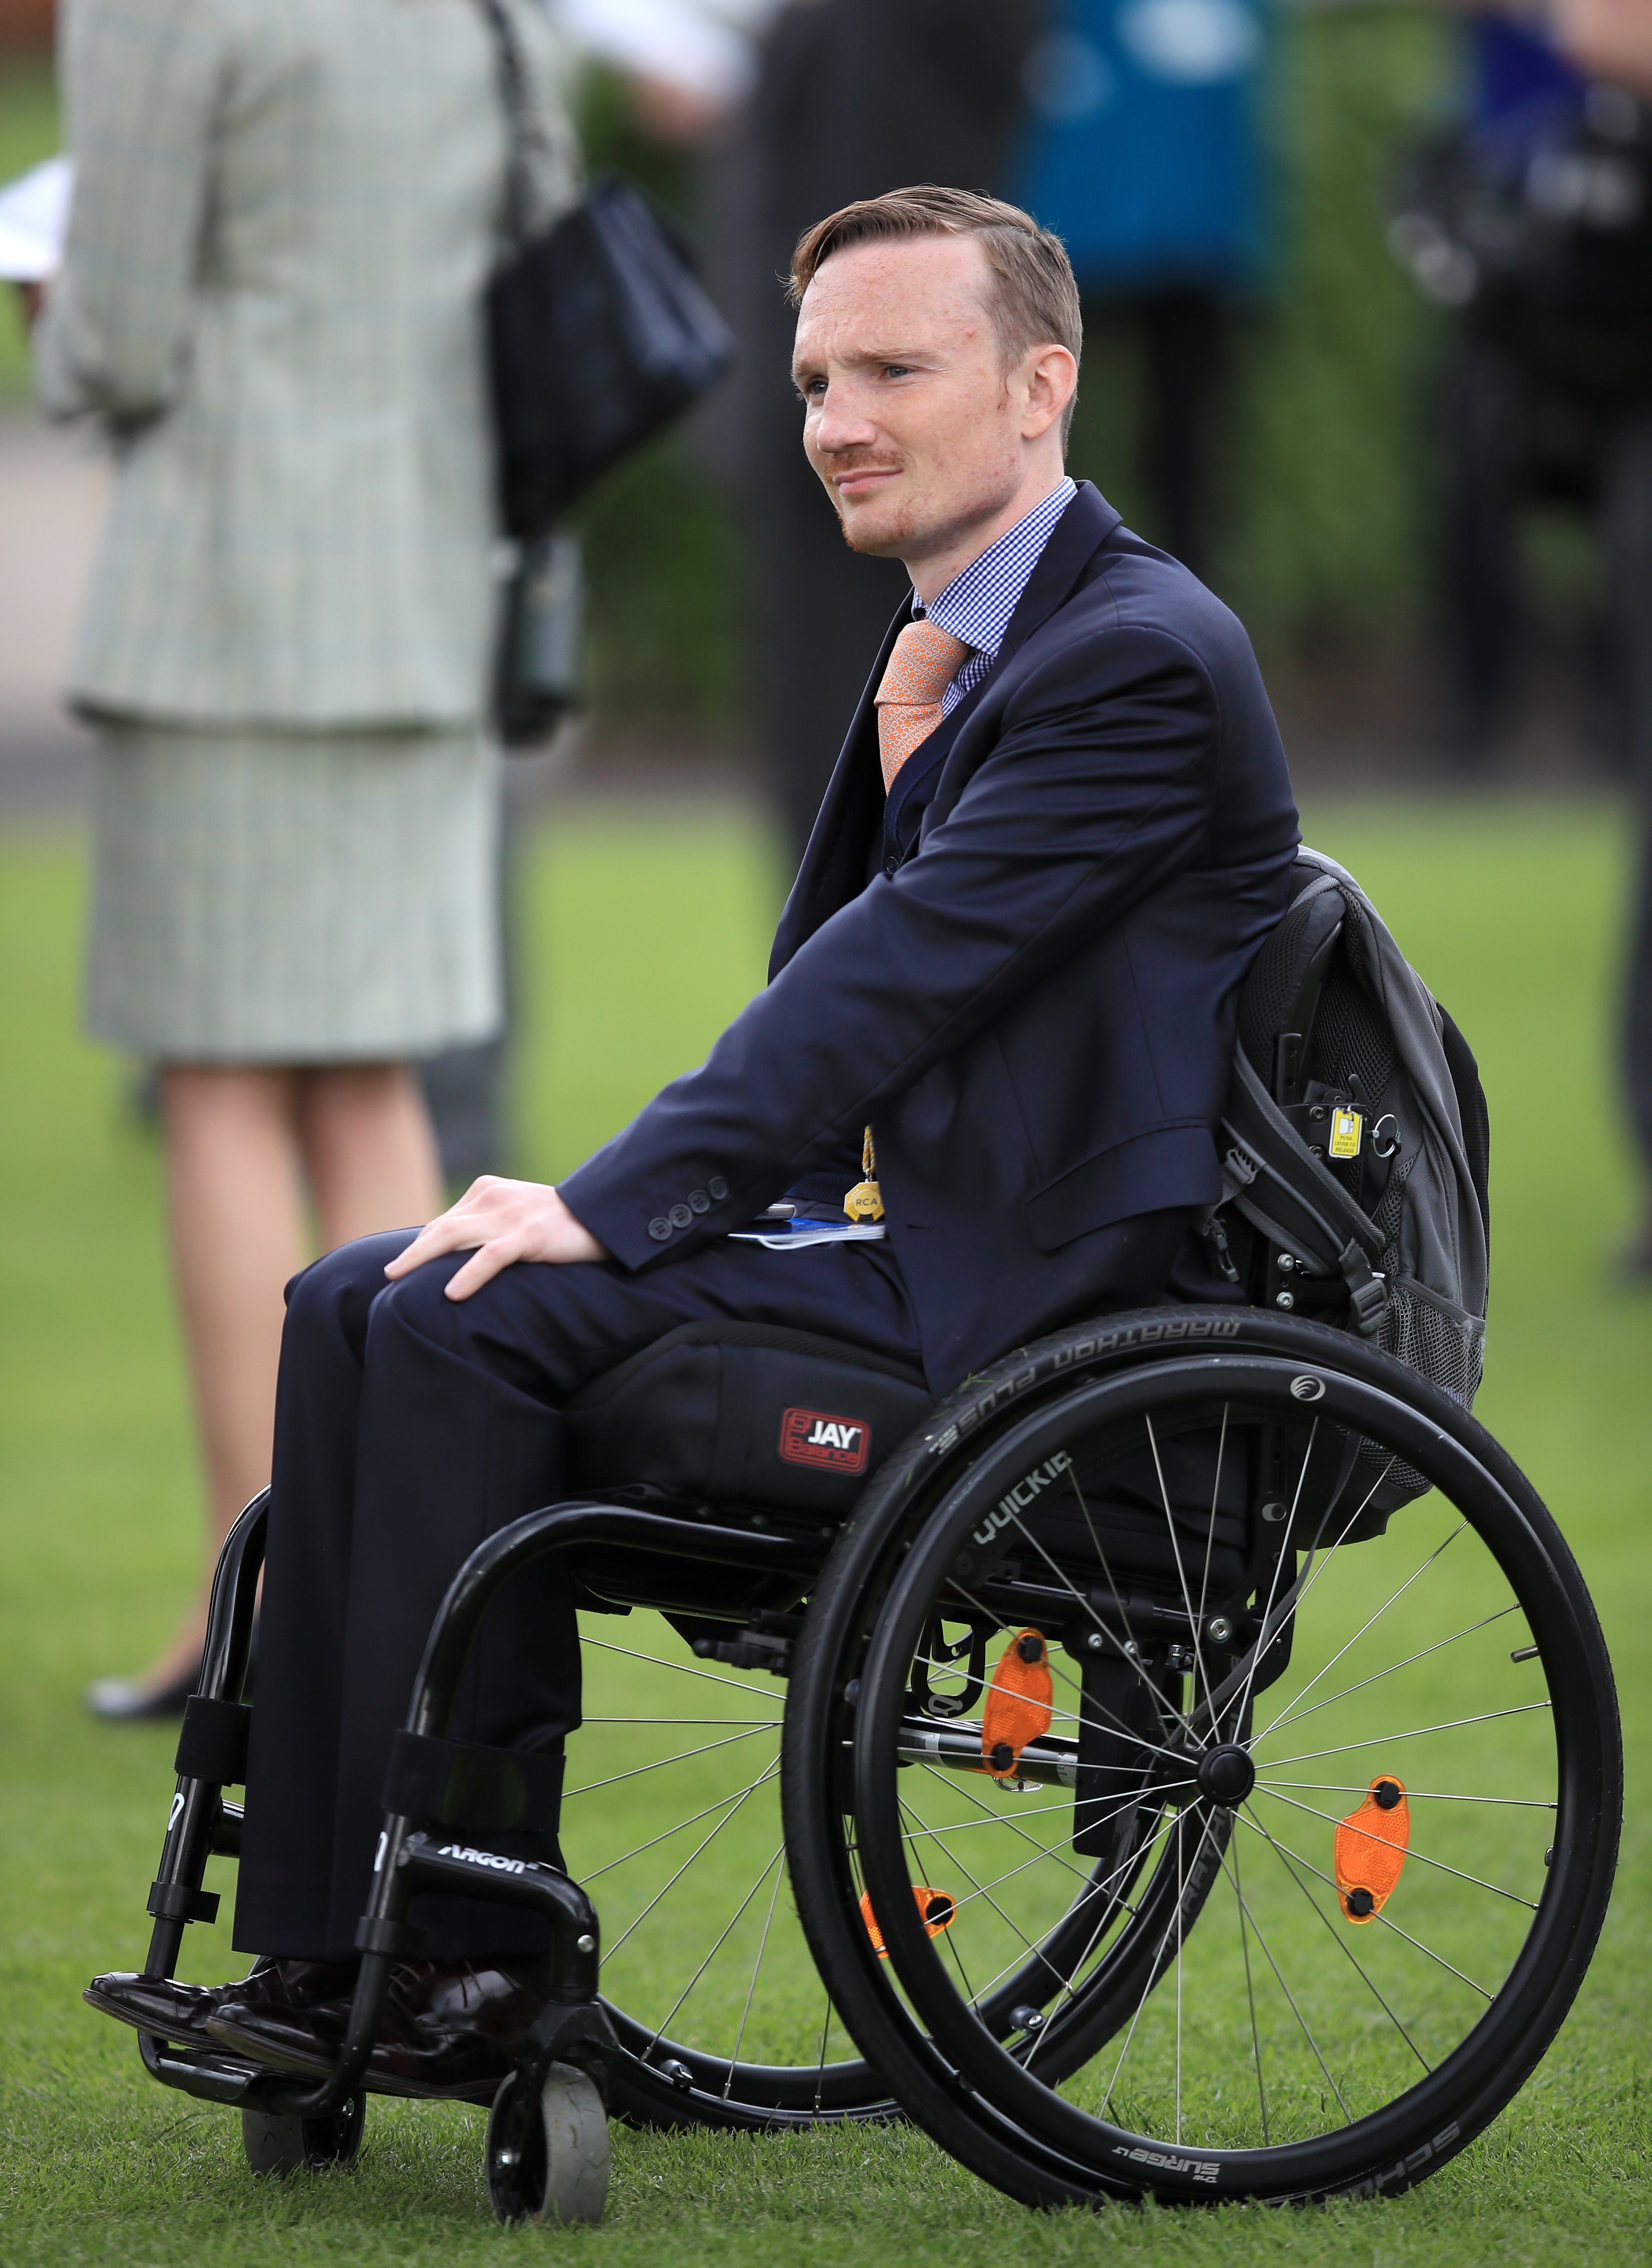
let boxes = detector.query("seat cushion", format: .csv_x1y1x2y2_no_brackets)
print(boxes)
564,1322,934,1518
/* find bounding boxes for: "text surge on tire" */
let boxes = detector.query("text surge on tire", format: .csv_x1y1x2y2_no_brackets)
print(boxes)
782,1307,1621,2205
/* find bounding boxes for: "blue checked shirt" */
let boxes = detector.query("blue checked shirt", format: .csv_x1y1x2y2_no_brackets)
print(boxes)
916,478,1077,716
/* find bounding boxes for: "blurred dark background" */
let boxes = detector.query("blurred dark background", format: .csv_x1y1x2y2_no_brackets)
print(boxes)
8,0,1605,791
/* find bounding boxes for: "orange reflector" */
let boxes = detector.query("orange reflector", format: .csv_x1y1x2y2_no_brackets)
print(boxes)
980,1628,1053,1778
1334,1776,1410,1922
859,1885,957,1958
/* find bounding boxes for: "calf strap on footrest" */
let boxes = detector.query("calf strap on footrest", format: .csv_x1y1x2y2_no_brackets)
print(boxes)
173,1697,252,1787
381,1730,564,1834
148,1879,221,1924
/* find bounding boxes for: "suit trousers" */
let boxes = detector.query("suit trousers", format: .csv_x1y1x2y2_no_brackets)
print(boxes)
232,1228,922,1962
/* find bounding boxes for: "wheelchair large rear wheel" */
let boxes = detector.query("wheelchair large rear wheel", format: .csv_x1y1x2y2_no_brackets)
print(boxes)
559,1606,896,2130
785,1308,1620,2205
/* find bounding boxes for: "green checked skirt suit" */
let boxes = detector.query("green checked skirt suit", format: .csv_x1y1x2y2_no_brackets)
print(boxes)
35,0,576,1061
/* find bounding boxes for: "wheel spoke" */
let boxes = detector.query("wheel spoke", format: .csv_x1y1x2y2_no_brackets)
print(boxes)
1253,1521,1471,1743
1258,1700,1552,1770
914,1759,1097,1889
1232,1807,1496,2001
581,1715,782,1726
1234,1813,1431,2074
725,1852,788,2095
1174,1801,1185,2144
1196,1404,1229,1643
940,1816,1130,1920
1145,1410,1215,1728
1095,1812,1218,2109
813,1989,834,2112
1286,1452,1401,1623
582,1778,780,1883
911,1635,1172,1760
1227,1827,1269,2144
584,1634,781,1700
882,1796,1080,1836
935,1579,1191,1765
1233,1417,1321,1734
1024,1471,1192,1733
603,1760,779,1958
566,1723,779,1796
1219,1836,1352,2126
900,1794,1078,1986
1254,1603,1521,1744
1253,1780,1556,1809
949,1818,1165,2013
642,1837,789,2058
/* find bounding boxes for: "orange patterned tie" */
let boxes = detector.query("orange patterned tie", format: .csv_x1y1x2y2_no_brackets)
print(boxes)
874,619,972,791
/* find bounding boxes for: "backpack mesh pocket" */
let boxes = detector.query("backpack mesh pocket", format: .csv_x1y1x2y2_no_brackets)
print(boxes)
1352,1276,1487,1512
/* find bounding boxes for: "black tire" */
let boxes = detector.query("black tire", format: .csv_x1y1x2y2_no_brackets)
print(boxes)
785,1307,1621,2207
241,2092,365,2175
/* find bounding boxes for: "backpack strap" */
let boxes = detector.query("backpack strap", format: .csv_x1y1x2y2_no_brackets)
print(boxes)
1218,1051,1390,1337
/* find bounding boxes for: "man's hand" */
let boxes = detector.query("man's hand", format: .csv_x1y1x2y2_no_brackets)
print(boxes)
384,1176,609,1300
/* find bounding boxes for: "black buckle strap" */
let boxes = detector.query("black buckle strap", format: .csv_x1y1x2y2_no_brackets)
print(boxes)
173,1696,252,1787
380,1730,565,1835
1337,1239,1389,1338
147,1879,221,1925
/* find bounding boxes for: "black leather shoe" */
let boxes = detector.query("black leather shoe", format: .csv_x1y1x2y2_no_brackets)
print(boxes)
85,1957,359,2044
205,1959,549,2100
85,1659,203,1721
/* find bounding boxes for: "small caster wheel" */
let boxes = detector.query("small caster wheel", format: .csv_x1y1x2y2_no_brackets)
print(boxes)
486,2062,609,2226
241,2092,365,2176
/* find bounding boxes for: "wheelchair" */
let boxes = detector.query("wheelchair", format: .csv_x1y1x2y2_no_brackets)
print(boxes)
116,872,1622,2223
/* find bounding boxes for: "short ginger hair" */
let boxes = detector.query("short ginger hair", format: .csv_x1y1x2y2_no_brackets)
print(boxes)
788,184,1083,444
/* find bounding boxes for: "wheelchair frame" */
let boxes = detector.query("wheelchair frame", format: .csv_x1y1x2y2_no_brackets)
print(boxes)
118,1295,1620,2223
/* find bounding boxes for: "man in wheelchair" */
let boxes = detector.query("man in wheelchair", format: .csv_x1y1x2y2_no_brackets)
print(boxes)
88,186,1299,2094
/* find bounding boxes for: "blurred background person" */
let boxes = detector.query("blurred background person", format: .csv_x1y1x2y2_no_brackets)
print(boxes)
1010,0,1272,586
563,0,1032,861
716,0,1042,861
552,0,1043,860
1399,6,1652,762
1389,0,1652,1265
32,0,576,1718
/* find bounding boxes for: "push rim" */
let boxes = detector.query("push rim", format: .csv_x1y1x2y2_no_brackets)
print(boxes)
850,1348,1617,2198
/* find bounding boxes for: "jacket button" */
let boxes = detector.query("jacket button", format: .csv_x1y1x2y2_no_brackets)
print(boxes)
648,1217,673,1242
688,1188,710,1214
884,854,899,878
707,1175,728,1201
669,1202,693,1230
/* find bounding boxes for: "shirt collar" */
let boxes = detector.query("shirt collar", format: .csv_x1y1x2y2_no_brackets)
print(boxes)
914,477,1077,656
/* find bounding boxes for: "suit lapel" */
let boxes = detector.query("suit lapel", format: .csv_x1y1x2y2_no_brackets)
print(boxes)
769,598,906,978
768,484,1123,975
992,481,1119,673
922,483,1121,830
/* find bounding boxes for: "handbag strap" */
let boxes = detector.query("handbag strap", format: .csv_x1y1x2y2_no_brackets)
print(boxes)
472,0,552,248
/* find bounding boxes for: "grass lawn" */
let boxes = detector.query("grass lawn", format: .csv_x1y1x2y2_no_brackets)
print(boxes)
0,795,1648,2263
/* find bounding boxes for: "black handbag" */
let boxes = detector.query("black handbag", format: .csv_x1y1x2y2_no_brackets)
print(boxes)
474,0,736,540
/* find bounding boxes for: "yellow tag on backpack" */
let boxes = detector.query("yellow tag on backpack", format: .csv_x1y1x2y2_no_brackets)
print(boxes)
1328,1108,1363,1160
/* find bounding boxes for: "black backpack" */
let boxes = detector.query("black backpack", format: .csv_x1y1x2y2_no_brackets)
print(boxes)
1206,850,1492,1512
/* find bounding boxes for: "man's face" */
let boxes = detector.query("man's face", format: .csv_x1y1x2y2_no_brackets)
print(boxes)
791,236,1038,567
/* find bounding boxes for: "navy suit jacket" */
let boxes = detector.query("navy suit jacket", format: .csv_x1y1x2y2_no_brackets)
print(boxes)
559,484,1301,1391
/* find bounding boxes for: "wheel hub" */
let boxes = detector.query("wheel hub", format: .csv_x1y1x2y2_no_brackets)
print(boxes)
1196,1742,1256,1808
